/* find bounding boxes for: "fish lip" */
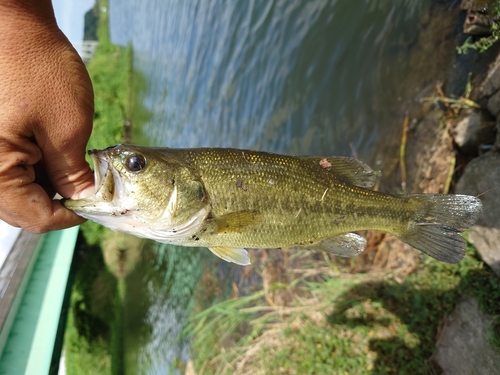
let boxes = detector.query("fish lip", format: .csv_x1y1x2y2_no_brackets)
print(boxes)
88,149,111,198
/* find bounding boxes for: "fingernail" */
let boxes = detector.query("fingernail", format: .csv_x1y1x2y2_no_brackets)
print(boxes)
75,185,95,199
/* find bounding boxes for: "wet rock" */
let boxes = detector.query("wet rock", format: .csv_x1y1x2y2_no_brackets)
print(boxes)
477,54,500,117
461,0,497,14
479,54,500,97
404,109,455,194
431,296,500,374
487,90,500,118
496,120,500,147
479,55,500,100
452,109,496,154
460,0,498,35
456,151,500,275
463,13,498,35
469,226,500,273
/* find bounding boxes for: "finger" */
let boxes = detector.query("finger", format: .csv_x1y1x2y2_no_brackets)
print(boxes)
0,164,86,233
34,52,96,199
0,187,86,233
33,160,56,198
14,28,97,200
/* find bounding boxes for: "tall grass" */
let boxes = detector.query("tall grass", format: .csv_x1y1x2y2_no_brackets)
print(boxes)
187,242,500,375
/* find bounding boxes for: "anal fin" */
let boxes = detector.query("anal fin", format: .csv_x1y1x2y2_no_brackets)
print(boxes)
208,246,251,265
306,233,367,257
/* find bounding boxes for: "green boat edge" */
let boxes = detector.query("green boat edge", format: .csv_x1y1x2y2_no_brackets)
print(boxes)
0,227,79,375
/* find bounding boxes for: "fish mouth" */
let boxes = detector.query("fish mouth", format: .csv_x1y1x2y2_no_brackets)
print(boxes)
63,147,121,214
89,149,115,202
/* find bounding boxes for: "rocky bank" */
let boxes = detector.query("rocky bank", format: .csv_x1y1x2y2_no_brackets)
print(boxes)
425,1,500,373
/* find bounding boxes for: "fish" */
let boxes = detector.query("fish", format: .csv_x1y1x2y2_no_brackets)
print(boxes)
64,144,483,266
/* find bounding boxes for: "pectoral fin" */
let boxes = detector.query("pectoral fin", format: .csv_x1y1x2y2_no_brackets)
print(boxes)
208,246,251,265
211,211,261,234
306,233,367,257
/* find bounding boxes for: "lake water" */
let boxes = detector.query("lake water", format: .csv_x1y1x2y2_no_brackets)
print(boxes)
75,0,463,373
108,0,451,160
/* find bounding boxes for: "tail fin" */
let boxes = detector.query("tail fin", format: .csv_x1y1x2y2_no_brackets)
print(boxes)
398,194,483,263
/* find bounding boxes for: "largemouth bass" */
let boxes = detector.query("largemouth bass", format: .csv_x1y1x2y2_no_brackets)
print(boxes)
64,145,483,266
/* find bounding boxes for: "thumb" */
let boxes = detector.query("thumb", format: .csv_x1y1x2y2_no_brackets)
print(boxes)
31,36,96,199
39,121,95,199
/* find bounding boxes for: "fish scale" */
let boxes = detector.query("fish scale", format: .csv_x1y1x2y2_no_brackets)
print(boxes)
183,148,407,245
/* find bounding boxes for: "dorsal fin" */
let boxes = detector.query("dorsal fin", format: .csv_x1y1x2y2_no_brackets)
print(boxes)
300,156,379,188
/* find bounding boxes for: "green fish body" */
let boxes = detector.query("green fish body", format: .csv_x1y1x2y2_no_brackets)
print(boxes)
64,145,483,265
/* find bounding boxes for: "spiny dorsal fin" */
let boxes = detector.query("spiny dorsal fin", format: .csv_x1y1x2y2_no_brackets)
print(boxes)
211,211,261,234
300,156,379,188
208,246,251,265
305,233,367,257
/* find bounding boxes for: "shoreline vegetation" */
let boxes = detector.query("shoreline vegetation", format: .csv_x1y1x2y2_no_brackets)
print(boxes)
64,1,140,374
187,245,500,375
78,0,151,247
64,1,500,375
79,0,131,246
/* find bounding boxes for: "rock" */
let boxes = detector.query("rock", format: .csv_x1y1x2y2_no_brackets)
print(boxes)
431,296,500,375
487,89,500,118
477,53,500,115
460,0,498,35
456,151,500,227
496,120,500,148
460,0,497,13
453,109,496,154
479,56,500,98
404,109,455,194
456,151,500,275
469,227,500,273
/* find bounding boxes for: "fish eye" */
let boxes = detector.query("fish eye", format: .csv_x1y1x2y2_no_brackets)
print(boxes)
124,154,146,173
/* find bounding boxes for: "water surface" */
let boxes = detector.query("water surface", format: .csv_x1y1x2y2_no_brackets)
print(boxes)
110,0,436,161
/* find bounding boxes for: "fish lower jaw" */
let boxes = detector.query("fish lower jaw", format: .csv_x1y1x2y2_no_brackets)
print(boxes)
64,198,126,217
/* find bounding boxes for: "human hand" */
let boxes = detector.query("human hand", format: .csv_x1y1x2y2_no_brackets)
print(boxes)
0,0,95,232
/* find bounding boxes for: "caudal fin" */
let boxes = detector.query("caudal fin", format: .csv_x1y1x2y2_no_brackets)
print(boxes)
398,194,483,264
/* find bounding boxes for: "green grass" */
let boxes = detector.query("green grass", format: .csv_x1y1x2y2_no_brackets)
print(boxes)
187,244,500,375
86,0,130,151
64,290,112,375
63,234,117,375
